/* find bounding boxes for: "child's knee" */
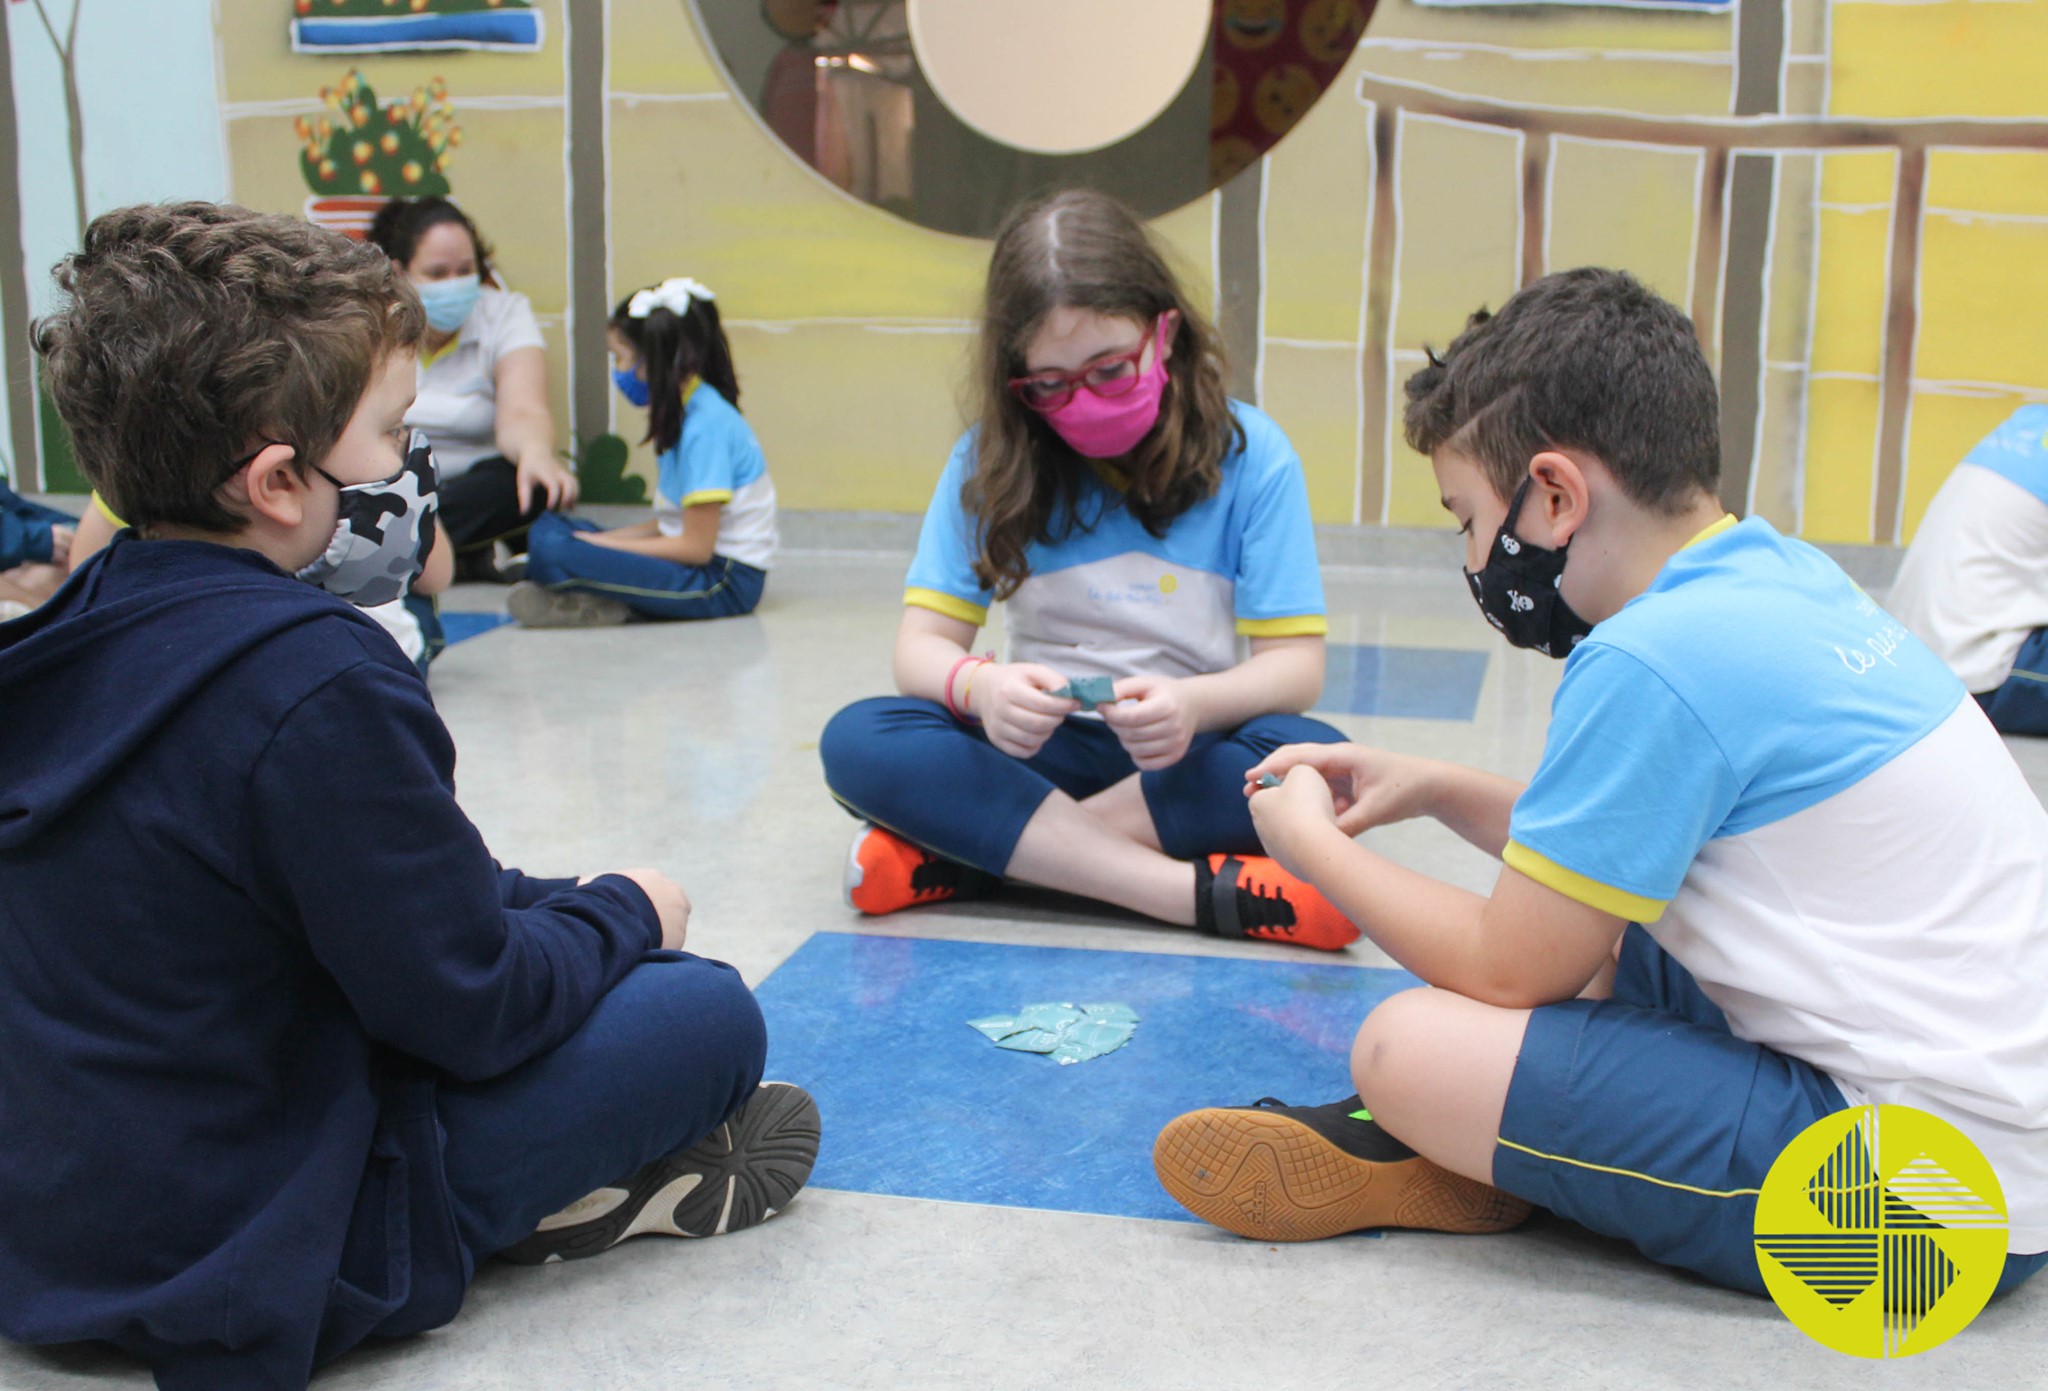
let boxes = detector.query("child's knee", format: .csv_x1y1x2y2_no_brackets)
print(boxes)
1349,987,1437,1102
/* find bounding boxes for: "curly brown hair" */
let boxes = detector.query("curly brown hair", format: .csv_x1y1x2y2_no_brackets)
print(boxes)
967,189,1241,600
33,202,425,534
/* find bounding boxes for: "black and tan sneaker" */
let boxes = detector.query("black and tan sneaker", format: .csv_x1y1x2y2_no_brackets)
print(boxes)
843,823,997,915
1153,1095,1530,1241
497,1082,821,1265
1195,855,1360,951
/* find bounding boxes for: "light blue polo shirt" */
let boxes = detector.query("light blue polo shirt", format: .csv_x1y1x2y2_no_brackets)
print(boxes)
903,401,1326,683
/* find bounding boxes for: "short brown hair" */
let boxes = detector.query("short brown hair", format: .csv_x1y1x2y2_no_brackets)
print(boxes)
33,202,425,533
967,188,1241,600
1403,268,1720,515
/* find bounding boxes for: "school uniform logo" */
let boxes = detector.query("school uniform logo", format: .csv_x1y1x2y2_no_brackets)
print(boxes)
1755,1105,2008,1358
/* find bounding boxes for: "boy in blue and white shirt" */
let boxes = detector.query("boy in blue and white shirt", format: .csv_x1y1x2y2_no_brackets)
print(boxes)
1155,269,2048,1300
1888,404,2048,735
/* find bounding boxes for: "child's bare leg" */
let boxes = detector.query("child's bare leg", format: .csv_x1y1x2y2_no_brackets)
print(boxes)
1004,790,1195,925
1077,774,1163,851
1349,987,1530,1184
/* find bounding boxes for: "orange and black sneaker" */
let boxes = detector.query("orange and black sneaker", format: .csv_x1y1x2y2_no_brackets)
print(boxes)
1153,1095,1532,1242
843,823,997,916
1195,854,1360,951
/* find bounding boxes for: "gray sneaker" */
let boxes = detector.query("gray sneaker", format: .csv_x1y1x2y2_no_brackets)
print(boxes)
507,581,631,628
497,1082,822,1265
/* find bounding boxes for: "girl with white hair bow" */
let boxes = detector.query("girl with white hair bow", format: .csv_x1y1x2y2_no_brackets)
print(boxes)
508,278,779,627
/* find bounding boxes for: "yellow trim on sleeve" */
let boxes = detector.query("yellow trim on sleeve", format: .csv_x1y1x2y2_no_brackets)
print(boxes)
1502,841,1668,923
1236,614,1329,638
904,587,989,625
1681,513,1738,550
678,489,732,508
1495,1138,1761,1198
91,491,126,527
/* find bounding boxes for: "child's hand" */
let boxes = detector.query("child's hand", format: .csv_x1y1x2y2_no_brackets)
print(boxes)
971,662,1077,759
1245,742,1426,837
48,525,73,567
1100,674,1196,770
609,866,692,948
1247,765,1340,878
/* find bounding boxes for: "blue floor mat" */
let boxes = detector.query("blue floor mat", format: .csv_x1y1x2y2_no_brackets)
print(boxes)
1315,643,1490,720
755,931,1422,1222
440,610,513,645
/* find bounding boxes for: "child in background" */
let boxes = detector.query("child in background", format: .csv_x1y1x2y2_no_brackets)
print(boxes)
0,477,75,618
1886,405,2048,735
1153,270,2047,1301
819,189,1357,949
0,204,817,1391
510,277,777,627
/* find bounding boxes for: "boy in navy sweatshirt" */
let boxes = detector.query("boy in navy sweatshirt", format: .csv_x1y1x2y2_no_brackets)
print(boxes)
0,203,819,1390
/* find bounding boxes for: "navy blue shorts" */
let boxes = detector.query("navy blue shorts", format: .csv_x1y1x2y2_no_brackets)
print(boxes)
1977,625,2048,737
819,695,1345,873
1493,925,2046,1297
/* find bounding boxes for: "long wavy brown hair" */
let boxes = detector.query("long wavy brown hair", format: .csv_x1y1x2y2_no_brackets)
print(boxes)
966,189,1241,600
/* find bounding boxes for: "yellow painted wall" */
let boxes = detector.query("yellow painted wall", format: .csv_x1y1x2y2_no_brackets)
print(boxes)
213,0,2048,544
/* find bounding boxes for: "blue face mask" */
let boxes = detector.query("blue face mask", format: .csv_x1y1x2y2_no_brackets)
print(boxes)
416,274,480,335
613,366,651,409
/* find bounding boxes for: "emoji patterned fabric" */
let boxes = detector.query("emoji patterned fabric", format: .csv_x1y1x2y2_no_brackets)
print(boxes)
1211,0,1372,186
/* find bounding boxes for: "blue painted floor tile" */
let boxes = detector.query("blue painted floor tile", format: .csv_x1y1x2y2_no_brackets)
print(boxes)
1316,643,1489,720
441,610,514,645
755,931,1422,1222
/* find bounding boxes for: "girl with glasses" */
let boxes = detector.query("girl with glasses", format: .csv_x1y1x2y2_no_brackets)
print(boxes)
821,188,1357,948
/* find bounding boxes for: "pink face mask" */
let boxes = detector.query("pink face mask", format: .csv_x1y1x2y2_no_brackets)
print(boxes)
1024,315,1175,460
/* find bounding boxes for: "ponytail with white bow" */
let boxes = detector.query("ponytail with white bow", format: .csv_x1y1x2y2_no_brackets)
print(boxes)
610,275,740,455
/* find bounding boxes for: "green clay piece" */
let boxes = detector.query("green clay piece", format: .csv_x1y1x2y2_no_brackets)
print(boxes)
1256,773,1283,789
967,1002,1141,1065
1350,1107,1374,1122
1058,675,1118,706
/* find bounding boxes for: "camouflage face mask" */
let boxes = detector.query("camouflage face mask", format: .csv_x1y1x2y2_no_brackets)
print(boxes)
296,430,440,609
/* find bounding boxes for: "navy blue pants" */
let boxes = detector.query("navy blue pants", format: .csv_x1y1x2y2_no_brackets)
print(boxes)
433,953,767,1264
1977,626,2048,736
525,513,766,622
819,695,1346,873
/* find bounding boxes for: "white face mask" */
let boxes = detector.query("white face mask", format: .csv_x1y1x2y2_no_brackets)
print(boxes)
295,431,441,608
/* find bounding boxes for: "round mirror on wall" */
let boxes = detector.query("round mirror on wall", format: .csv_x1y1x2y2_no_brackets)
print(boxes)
694,0,1376,238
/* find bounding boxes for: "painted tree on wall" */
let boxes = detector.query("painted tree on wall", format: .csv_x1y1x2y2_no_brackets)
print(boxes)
11,0,86,237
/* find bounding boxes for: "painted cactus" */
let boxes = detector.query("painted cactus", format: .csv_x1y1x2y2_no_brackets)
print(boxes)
297,69,460,198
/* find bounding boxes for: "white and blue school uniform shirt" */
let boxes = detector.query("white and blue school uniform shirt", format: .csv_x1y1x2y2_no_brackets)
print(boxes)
655,381,777,571
1505,515,2048,1255
1887,404,2048,693
904,402,1327,682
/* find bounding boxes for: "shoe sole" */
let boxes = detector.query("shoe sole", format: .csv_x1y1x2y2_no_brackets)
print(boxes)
498,1082,822,1264
1152,1108,1530,1242
842,825,871,912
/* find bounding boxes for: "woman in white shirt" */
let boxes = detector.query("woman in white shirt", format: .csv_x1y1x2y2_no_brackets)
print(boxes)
368,199,577,578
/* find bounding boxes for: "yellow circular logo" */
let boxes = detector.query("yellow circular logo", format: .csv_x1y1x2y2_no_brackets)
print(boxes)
1159,573,1178,595
1755,1105,2008,1358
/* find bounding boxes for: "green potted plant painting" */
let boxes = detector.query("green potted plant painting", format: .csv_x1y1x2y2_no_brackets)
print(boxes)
290,0,544,55
298,70,460,238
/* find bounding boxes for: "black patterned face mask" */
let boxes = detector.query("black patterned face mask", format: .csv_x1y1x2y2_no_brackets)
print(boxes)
1464,478,1594,659
295,431,440,609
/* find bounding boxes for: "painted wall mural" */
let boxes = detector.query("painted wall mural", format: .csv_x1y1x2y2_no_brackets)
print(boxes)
10,0,2048,552
290,0,545,55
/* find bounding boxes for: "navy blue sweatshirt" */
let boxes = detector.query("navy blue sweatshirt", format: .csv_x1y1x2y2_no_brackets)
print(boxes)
0,537,660,1389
